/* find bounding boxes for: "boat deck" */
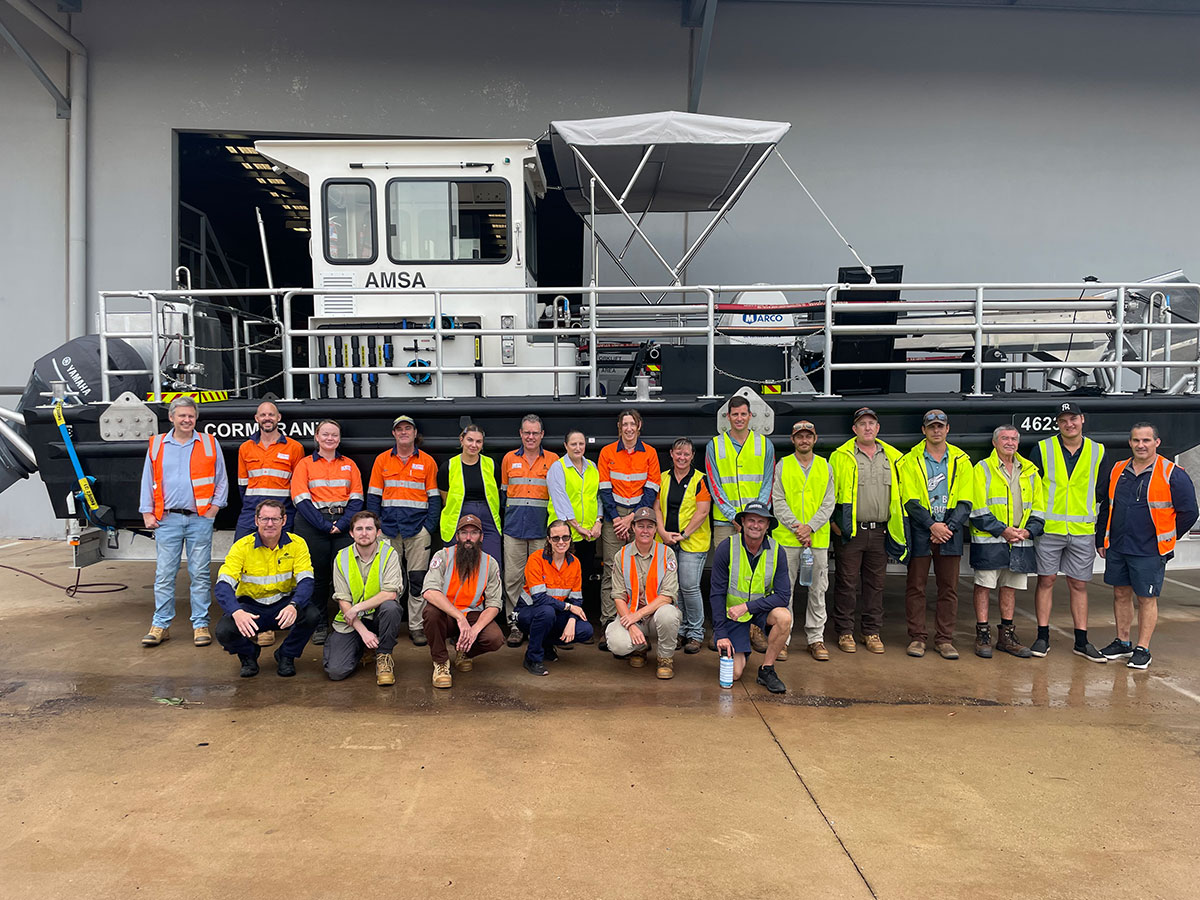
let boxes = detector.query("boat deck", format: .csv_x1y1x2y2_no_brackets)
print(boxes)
2,538,1198,899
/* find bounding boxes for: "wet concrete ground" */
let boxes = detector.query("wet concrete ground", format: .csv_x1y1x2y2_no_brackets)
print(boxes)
1,538,1198,899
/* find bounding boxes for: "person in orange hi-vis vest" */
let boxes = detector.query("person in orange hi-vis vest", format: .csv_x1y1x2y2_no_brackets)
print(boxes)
513,519,594,676
138,396,229,649
604,507,681,680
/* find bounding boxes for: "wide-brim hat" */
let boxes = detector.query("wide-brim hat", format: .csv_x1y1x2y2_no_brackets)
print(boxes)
735,500,778,531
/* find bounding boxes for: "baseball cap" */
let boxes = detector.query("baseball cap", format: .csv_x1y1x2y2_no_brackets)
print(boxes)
734,500,778,531
392,415,418,429
792,420,817,435
631,507,657,524
456,514,483,532
1055,401,1083,418
922,409,949,425
852,407,878,423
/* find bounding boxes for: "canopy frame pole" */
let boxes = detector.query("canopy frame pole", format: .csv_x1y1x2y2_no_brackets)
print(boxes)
617,173,661,262
579,219,654,305
619,144,657,205
571,146,680,283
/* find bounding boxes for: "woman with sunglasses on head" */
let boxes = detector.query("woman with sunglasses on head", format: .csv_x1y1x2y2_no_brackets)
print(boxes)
513,520,594,675
439,423,502,563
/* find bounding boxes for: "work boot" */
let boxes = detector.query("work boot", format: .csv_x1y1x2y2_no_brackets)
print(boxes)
311,621,329,646
256,630,275,647
454,650,473,672
975,626,993,658
629,651,647,668
141,625,169,647
756,664,786,694
656,657,674,680
996,624,1033,658
410,630,428,647
432,661,452,689
837,634,856,654
274,648,296,677
707,635,717,652
506,628,525,648
935,642,960,660
808,641,830,661
376,652,395,686
907,640,926,658
193,626,212,647
863,634,885,654
683,638,702,654
238,653,259,678
776,645,789,661
749,624,769,654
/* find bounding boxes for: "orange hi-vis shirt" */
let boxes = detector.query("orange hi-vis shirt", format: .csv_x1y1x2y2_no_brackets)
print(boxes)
521,550,583,610
598,439,660,518
501,448,559,540
238,431,305,499
439,546,493,612
291,452,364,532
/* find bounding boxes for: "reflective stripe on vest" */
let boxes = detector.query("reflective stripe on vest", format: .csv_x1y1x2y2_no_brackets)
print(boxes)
970,455,1038,546
712,431,768,523
440,455,502,542
622,542,667,613
772,454,831,549
440,546,491,612
547,457,599,542
1104,456,1178,554
659,468,711,553
1039,437,1103,535
333,543,394,622
727,535,776,622
149,432,217,518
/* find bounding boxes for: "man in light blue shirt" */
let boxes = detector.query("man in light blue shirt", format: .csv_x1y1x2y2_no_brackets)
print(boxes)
138,396,228,647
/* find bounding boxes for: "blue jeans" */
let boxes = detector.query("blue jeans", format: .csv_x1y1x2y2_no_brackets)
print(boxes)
152,512,215,628
516,603,594,664
676,549,707,641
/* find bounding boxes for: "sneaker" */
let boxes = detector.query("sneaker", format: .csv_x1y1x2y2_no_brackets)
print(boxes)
996,625,1033,658
907,640,926,658
1072,642,1107,664
808,641,830,661
376,652,396,685
544,647,560,663
598,639,609,652
1030,637,1050,658
310,622,329,646
523,658,549,677
975,626,993,659
238,653,259,678
1127,646,1152,670
776,645,789,661
141,625,169,647
683,638,702,654
863,634,885,654
454,650,473,672
749,624,769,654
193,626,212,647
756,664,786,694
656,657,675,680
273,648,296,677
935,642,960,660
629,651,646,668
837,634,857,654
506,628,525,648
432,661,452,688
255,630,276,648
410,630,428,647
1100,638,1134,660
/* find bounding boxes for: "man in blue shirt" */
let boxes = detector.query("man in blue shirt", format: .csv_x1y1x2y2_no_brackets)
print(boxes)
1095,422,1197,670
138,396,228,648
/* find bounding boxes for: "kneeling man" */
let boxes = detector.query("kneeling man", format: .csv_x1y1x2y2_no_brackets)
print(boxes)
422,515,505,688
325,511,404,685
605,507,682,679
215,499,320,677
711,501,792,693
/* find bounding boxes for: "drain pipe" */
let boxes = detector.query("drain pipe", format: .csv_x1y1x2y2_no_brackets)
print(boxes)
5,0,88,340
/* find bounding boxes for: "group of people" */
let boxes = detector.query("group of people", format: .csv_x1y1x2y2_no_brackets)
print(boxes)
137,393,1196,696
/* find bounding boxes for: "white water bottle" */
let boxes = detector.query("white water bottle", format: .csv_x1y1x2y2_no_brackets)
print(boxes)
799,546,814,587
719,652,734,689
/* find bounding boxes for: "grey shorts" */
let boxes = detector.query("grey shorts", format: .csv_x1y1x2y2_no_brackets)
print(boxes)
1035,533,1097,581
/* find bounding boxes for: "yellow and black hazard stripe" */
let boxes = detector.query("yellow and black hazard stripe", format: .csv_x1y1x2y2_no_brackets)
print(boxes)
151,390,231,404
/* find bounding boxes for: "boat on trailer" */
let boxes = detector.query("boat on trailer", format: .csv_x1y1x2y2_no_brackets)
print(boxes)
6,111,1200,564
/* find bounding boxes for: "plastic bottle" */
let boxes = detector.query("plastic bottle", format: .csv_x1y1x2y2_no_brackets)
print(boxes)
719,652,734,689
799,546,814,587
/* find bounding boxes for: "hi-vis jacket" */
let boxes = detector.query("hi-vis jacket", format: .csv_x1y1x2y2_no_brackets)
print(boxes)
829,438,908,563
899,441,973,558
968,450,1046,573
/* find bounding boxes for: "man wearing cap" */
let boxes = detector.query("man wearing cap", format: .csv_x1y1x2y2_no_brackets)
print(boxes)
1029,402,1110,662
605,507,682,679
366,415,441,647
899,409,973,659
421,514,505,688
711,501,791,693
501,414,559,647
829,407,908,654
969,425,1045,659
771,420,835,661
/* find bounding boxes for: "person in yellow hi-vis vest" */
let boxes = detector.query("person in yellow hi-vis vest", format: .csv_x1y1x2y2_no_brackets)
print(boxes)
439,424,502,563
829,407,908,655
1029,401,1111,662
656,438,712,655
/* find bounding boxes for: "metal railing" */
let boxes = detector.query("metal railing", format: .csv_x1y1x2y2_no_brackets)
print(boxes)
93,280,1200,403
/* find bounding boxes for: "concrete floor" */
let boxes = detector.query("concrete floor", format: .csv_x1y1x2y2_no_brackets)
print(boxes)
1,538,1199,900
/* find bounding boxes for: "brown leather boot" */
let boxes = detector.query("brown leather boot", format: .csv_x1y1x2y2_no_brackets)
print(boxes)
997,624,1033,658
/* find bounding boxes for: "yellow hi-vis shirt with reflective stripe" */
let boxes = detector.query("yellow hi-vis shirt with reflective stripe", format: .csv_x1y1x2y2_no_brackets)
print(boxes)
773,454,831,549
1038,437,1104,536
334,543,395,623
441,455,502,542
727,535,778,622
710,431,769,523
217,532,314,605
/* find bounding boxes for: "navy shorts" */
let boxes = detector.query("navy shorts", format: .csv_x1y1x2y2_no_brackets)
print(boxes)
1103,548,1166,598
721,611,773,655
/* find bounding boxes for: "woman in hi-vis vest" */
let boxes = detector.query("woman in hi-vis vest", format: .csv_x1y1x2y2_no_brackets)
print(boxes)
439,424,502,563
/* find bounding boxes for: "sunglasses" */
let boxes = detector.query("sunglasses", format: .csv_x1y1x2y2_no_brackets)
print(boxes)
548,534,572,543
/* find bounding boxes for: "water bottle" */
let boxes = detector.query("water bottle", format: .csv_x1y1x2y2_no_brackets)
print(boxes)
799,546,814,587
719,652,734,689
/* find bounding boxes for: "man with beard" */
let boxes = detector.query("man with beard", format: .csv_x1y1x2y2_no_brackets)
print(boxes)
421,515,505,688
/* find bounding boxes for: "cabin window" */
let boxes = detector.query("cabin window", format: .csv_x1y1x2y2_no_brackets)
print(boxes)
323,180,376,264
524,184,538,280
386,179,510,264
